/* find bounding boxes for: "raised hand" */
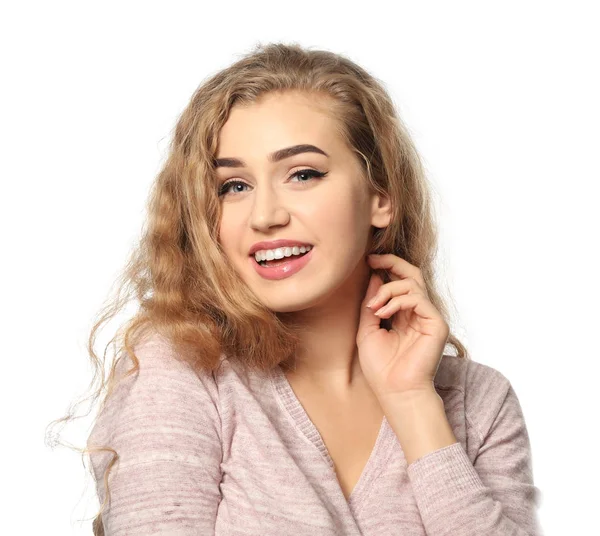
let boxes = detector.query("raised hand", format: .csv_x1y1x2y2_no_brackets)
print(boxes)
356,254,450,403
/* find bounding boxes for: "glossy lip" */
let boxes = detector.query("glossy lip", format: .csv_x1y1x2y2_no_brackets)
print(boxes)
249,239,313,255
249,247,314,280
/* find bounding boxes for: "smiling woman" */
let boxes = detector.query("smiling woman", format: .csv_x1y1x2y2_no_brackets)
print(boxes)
214,89,393,316
47,42,543,535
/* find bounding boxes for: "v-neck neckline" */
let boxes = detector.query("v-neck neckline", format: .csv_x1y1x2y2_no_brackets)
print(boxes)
270,364,395,512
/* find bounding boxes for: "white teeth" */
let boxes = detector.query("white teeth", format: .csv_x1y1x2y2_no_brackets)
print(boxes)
254,245,312,263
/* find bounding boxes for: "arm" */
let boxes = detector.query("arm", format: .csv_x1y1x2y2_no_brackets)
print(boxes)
87,336,223,535
384,381,543,535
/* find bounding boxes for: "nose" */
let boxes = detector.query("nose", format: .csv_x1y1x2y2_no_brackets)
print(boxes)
249,181,290,232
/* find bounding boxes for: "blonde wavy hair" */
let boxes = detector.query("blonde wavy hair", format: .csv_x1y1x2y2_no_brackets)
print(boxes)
46,41,469,535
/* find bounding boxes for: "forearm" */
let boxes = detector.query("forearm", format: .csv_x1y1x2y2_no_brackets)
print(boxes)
380,389,458,466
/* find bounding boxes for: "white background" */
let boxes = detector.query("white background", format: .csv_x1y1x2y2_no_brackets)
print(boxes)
1,1,598,534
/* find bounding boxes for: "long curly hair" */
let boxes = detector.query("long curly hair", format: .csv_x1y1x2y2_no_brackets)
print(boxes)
46,41,469,535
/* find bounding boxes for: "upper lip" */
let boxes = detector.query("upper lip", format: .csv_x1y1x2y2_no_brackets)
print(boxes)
249,239,313,255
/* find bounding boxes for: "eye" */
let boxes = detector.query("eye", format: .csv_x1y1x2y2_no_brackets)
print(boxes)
217,168,328,197
218,180,248,197
289,168,328,184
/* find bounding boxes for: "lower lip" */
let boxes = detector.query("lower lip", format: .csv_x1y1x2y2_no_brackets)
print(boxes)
250,248,314,280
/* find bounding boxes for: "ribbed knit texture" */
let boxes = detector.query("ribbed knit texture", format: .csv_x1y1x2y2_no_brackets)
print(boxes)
88,332,544,535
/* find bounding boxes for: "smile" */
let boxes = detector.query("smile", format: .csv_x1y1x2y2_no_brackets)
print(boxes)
249,247,314,280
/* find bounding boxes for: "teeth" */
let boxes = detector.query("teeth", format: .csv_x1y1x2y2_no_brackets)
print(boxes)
254,245,312,263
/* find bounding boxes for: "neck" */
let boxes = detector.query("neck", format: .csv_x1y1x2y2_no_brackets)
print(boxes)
282,260,371,396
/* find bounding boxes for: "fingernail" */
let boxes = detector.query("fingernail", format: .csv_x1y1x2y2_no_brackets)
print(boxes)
366,297,376,308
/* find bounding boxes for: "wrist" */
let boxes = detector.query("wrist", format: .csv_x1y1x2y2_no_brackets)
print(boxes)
378,387,441,411
379,388,457,466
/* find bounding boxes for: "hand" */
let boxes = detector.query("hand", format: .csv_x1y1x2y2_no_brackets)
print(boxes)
356,254,450,402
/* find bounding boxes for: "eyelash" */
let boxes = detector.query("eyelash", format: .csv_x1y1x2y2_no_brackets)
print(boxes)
218,169,329,197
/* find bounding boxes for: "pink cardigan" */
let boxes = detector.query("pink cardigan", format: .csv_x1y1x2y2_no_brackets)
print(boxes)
88,332,543,535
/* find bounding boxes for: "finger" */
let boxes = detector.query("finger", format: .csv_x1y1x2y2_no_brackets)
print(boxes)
357,273,385,343
367,254,426,288
361,270,384,305
373,293,441,324
366,278,424,310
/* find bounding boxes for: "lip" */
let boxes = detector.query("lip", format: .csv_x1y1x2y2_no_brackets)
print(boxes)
249,239,313,255
249,247,314,280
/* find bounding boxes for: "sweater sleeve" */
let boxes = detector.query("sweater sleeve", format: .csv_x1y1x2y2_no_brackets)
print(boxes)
86,336,223,535
406,372,544,535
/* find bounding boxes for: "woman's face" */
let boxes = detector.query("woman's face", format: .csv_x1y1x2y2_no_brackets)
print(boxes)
216,91,390,313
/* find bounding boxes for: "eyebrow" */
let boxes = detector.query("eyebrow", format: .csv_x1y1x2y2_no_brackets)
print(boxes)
213,144,329,169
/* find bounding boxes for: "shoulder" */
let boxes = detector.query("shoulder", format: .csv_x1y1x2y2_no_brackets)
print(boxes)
434,354,511,394
434,355,514,440
113,330,222,395
86,330,224,525
89,330,223,448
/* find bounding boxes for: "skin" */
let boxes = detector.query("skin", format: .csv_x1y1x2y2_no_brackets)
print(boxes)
216,90,457,465
216,90,391,397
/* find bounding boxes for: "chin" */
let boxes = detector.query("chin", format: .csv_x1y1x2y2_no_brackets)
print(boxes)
261,298,316,314
260,282,342,315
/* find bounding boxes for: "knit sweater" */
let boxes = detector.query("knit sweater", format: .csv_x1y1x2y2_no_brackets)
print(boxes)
88,331,544,535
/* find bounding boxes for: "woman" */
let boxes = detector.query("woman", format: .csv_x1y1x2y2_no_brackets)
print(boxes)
82,43,543,534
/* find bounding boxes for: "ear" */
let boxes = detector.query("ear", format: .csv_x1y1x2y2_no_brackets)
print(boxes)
370,192,392,229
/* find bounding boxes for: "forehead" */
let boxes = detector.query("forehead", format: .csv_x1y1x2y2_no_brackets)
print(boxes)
216,92,343,160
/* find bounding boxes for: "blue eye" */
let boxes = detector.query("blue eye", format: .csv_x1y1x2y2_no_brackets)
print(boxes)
218,180,248,196
218,169,328,197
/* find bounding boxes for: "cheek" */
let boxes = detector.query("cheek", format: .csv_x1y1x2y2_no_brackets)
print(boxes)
217,212,243,254
311,192,372,264
308,190,368,231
